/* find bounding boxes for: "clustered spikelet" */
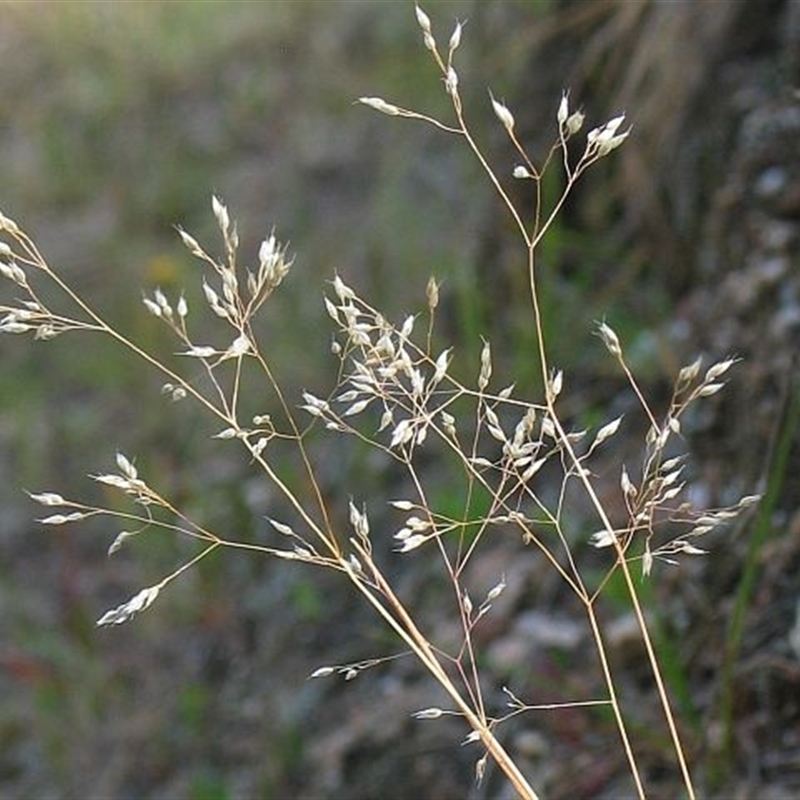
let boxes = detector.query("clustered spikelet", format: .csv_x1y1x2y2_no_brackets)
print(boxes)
590,323,755,575
307,276,457,451
152,196,292,363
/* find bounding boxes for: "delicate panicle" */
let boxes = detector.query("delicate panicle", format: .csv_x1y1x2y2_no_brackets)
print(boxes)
1,8,764,791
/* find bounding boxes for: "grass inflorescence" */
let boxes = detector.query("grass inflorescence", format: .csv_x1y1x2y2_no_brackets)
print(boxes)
0,6,759,798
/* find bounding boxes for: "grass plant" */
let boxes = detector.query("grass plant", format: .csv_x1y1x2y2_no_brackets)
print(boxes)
0,6,759,798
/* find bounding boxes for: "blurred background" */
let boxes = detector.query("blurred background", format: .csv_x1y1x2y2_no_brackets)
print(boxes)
1,1,799,797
